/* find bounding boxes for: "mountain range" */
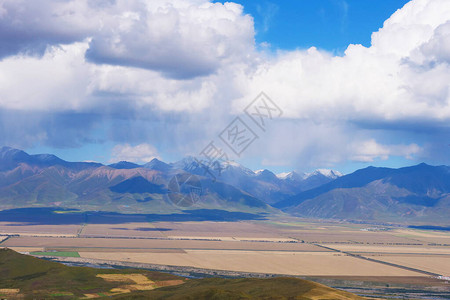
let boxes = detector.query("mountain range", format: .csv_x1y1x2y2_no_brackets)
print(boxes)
0,147,338,214
0,146,449,224
276,163,450,223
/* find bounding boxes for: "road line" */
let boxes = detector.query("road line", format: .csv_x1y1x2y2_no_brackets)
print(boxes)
314,244,442,277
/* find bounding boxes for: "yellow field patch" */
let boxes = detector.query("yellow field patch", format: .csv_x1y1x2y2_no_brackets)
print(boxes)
82,293,98,299
97,273,156,293
110,288,131,293
155,280,186,287
98,273,154,284
0,288,20,294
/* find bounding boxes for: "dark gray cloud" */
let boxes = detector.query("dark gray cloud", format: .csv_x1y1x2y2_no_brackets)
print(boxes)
0,0,93,59
0,0,254,79
85,42,217,80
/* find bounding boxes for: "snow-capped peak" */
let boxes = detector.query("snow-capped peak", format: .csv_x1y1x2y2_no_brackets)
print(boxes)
304,169,343,179
172,157,255,176
276,172,291,179
276,171,304,181
222,160,246,168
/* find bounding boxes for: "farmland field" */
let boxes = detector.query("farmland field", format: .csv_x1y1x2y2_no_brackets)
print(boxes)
1,217,449,299
372,255,450,276
77,250,423,276
2,236,329,251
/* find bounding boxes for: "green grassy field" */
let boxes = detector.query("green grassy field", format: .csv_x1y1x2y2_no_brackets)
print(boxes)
30,251,80,257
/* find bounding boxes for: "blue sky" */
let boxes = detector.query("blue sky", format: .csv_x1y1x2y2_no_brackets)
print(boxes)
240,0,410,51
1,0,449,175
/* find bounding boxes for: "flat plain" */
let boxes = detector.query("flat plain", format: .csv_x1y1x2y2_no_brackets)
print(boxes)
78,250,422,276
1,218,449,279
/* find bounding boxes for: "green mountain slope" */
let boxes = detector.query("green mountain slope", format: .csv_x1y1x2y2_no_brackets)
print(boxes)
108,277,365,300
0,248,182,299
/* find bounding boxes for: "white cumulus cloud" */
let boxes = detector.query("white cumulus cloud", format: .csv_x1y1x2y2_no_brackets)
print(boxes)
351,139,421,162
109,143,160,163
234,0,450,123
0,0,255,79
0,0,449,167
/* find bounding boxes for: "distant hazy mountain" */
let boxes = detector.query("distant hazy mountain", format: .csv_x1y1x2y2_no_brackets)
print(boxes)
144,158,173,172
5,147,449,224
170,157,341,205
0,147,270,214
277,171,304,181
108,161,141,169
0,146,102,172
255,169,281,183
275,163,450,224
275,169,343,198
0,148,343,211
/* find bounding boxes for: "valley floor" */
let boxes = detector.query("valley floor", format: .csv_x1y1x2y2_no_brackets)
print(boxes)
1,217,450,299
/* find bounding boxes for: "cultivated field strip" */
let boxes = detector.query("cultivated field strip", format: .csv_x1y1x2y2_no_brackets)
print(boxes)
2,236,330,252
75,250,424,276
314,244,443,276
322,244,450,254
370,255,450,277
2,220,450,279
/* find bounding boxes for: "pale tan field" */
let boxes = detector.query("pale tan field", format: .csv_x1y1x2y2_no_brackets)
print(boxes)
232,237,298,242
373,255,450,276
1,233,77,237
394,229,450,239
46,248,187,253
166,236,299,242
152,221,287,238
286,230,421,244
82,223,168,238
4,219,450,278
149,220,425,245
391,229,450,244
82,221,300,241
79,250,423,276
166,236,237,241
2,236,327,251
0,220,432,244
326,244,450,254
0,222,80,236
6,247,45,252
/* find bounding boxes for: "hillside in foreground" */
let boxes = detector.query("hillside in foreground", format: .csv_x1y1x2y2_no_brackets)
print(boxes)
0,248,364,299
109,277,364,300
